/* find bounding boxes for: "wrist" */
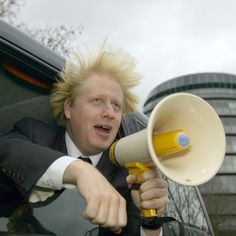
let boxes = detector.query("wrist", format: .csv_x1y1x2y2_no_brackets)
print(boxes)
63,159,84,185
142,216,178,230
141,217,163,230
142,227,161,236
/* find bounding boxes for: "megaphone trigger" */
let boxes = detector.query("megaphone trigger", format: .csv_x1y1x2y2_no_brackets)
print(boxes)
125,162,158,217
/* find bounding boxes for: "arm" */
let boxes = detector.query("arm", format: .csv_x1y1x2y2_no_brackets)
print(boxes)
0,118,65,196
63,159,128,234
0,120,129,234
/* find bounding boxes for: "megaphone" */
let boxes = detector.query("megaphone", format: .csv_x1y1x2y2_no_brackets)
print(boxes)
109,93,226,217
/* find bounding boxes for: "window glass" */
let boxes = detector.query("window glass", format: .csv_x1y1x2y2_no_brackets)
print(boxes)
164,177,211,233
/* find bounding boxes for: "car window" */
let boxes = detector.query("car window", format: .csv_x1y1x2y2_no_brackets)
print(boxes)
165,177,213,235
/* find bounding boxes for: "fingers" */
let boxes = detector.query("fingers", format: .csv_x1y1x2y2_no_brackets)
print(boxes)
140,176,168,192
83,197,100,221
75,162,127,233
83,191,127,233
129,168,169,216
126,174,137,188
138,169,161,183
68,160,128,233
141,193,168,210
101,193,127,233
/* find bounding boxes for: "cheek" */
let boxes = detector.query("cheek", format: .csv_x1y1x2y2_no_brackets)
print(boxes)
69,119,81,136
72,111,93,133
114,116,122,132
69,110,84,129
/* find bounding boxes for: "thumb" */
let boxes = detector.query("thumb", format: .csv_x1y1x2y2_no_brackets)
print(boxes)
126,175,137,188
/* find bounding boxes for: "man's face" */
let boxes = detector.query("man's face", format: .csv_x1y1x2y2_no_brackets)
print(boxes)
64,73,124,155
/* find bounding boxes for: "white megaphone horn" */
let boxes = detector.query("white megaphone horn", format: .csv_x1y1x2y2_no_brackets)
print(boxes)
109,93,226,217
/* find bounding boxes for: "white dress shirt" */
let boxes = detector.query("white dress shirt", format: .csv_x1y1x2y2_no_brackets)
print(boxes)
29,132,102,202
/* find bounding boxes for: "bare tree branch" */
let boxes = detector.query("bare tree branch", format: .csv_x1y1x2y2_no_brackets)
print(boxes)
0,0,83,57
0,0,25,24
17,23,83,57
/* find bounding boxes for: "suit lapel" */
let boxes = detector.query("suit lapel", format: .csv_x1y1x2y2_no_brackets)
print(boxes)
96,149,117,178
52,127,67,154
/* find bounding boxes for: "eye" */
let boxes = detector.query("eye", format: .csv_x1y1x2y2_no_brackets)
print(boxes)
112,102,122,111
93,97,102,105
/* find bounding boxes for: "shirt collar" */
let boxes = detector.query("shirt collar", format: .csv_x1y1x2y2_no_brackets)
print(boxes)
65,132,102,166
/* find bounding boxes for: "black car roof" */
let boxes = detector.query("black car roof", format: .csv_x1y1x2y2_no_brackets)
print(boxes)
0,19,65,75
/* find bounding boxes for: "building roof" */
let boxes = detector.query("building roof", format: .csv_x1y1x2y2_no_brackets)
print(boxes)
145,72,236,107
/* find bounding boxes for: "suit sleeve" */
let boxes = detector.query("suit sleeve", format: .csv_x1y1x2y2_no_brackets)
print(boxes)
0,118,65,198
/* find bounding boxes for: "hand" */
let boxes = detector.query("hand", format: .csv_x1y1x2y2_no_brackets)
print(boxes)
126,167,168,217
63,160,127,234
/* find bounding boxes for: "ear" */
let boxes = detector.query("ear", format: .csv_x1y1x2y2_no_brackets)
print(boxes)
64,99,71,119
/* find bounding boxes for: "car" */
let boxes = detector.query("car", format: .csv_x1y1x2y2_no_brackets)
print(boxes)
0,19,214,236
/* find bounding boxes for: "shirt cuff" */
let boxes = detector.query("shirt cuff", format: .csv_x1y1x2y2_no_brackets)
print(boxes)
140,226,163,236
36,156,77,190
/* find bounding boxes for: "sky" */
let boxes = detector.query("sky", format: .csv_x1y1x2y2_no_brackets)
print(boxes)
17,0,236,110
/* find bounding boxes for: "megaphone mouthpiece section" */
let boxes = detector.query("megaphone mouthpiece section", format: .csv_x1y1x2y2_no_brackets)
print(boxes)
109,141,121,167
152,129,191,157
177,133,190,148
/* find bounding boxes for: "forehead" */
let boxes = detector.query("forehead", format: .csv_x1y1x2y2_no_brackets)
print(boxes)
80,73,124,99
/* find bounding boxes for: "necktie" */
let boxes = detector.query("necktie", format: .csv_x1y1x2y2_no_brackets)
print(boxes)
78,156,92,164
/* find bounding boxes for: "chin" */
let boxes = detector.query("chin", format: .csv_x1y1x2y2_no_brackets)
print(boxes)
95,143,111,152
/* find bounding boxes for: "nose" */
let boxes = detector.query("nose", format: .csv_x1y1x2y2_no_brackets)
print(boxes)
102,103,115,119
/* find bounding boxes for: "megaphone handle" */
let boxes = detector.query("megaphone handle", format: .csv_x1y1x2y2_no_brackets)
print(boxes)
125,162,158,218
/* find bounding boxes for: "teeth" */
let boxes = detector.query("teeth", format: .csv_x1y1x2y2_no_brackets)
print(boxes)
95,125,110,129
95,125,111,132
97,125,109,129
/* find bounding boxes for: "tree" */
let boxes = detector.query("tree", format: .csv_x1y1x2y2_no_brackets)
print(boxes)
0,0,25,24
17,23,83,57
0,0,82,57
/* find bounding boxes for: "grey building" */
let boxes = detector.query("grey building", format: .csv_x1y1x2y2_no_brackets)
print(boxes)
143,72,236,236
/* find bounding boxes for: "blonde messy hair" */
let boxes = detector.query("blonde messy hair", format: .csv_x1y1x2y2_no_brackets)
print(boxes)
50,44,142,126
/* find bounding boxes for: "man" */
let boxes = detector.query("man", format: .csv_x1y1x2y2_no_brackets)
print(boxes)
0,44,168,235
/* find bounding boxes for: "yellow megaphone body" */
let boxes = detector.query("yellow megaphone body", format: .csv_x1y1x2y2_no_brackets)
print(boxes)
109,93,226,217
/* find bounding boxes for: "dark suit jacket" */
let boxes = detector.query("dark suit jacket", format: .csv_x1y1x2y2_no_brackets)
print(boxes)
0,117,141,235
0,117,192,236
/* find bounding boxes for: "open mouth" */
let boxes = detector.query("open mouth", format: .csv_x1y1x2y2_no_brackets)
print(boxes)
94,125,111,133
